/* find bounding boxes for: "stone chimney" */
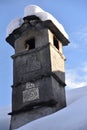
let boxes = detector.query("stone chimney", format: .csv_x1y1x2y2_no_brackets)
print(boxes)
6,5,69,130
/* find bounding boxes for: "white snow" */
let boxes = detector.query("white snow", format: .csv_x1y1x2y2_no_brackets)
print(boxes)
24,5,69,40
0,86,87,130
17,95,87,130
24,5,44,16
66,86,87,105
6,5,69,40
6,18,24,37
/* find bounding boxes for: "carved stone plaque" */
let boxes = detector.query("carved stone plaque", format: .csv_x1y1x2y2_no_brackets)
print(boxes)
23,82,39,103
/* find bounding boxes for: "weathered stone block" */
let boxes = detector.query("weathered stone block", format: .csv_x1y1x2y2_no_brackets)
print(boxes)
12,76,66,112
12,45,51,84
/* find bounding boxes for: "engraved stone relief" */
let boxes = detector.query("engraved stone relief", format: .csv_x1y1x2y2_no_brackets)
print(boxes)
23,82,39,103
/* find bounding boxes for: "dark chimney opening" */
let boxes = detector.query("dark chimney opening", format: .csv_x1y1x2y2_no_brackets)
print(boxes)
25,38,35,50
53,36,59,50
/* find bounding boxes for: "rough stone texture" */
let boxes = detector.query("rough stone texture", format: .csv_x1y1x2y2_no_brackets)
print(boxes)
12,76,66,112
10,77,66,130
6,21,68,130
10,105,62,130
12,77,52,111
12,44,51,84
14,28,51,53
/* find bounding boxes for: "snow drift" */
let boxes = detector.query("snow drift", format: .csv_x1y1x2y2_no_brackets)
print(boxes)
0,86,87,130
17,95,87,130
66,86,87,105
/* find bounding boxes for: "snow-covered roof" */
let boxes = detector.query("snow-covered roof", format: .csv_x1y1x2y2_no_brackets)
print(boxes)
6,5,69,42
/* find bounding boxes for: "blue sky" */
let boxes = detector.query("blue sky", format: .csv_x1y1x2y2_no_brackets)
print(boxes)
0,0,87,107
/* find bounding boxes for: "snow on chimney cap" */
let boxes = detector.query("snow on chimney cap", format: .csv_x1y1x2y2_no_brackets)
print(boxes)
6,18,24,37
6,5,69,42
24,5,44,16
24,5,69,40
